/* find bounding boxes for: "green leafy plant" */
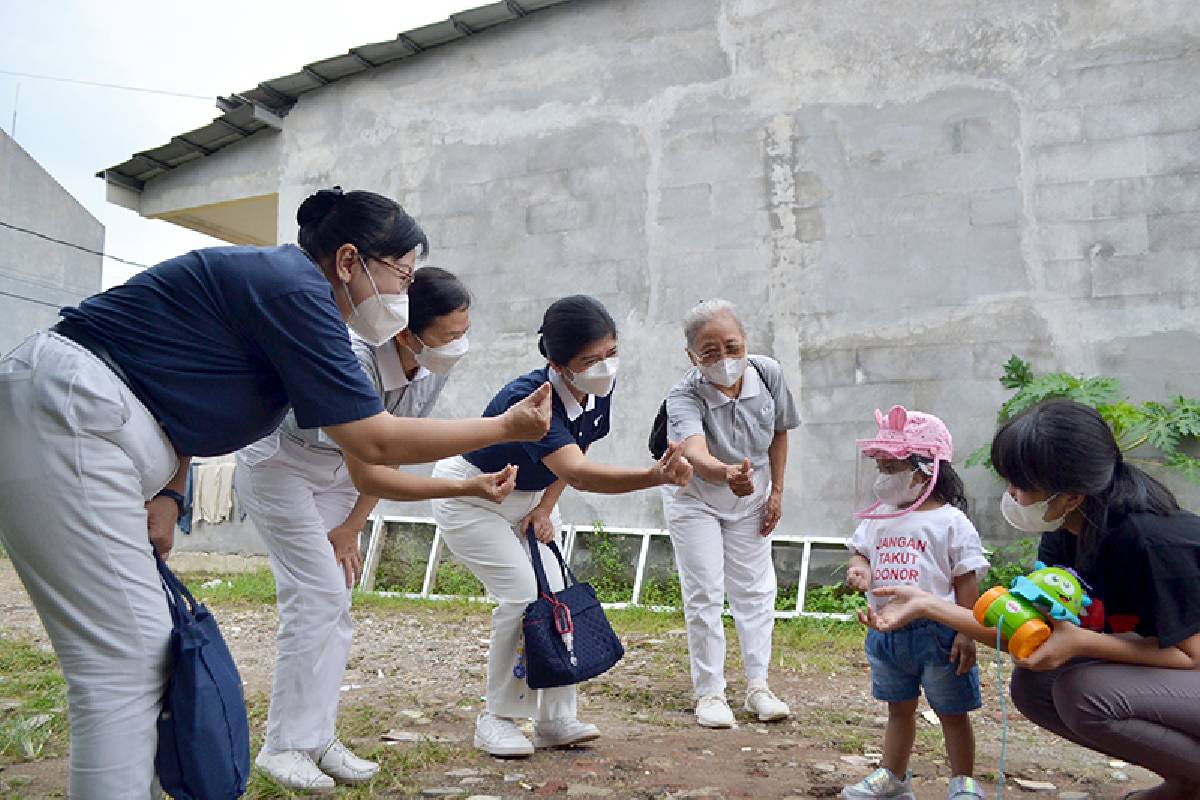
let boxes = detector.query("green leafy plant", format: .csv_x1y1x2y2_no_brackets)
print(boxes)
965,355,1200,483
579,521,635,603
802,583,868,615
980,537,1038,593
431,560,485,596
638,572,682,607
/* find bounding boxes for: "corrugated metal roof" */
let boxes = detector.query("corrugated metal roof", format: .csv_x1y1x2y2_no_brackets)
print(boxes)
98,0,573,192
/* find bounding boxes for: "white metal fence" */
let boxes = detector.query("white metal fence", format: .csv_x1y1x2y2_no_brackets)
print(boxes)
358,514,855,621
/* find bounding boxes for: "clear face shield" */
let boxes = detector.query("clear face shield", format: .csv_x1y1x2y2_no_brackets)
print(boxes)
853,451,939,520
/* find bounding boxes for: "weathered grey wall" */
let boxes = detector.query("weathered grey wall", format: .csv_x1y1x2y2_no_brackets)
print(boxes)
169,0,1200,549
0,130,103,354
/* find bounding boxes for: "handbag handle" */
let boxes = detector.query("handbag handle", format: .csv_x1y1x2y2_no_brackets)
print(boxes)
156,553,199,627
524,524,577,596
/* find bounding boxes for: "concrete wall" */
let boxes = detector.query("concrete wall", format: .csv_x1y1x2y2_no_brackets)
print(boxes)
1,130,103,354
159,0,1200,551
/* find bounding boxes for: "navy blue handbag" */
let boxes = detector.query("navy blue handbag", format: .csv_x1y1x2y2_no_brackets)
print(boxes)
155,555,250,800
521,527,625,689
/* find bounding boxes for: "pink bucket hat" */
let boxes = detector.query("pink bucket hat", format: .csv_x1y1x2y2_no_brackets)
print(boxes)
856,405,953,463
854,405,953,520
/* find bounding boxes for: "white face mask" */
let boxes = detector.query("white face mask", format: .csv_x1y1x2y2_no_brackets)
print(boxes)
344,257,409,347
699,356,747,388
412,333,469,375
1001,491,1066,533
873,470,926,507
567,356,619,397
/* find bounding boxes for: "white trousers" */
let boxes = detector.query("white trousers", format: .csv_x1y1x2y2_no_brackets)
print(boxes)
0,332,178,800
234,435,357,752
430,456,575,721
665,491,777,699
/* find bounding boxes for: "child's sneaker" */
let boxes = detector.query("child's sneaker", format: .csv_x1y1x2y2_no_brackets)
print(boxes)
948,776,986,799
840,767,915,800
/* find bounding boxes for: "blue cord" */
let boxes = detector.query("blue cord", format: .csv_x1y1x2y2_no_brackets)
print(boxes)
996,615,1007,800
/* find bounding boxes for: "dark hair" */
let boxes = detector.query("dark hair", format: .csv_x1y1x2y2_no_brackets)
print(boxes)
537,295,617,365
407,267,470,337
990,399,1179,555
296,186,429,263
910,456,969,514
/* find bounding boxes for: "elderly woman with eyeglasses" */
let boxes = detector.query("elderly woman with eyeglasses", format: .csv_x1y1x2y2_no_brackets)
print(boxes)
662,298,801,729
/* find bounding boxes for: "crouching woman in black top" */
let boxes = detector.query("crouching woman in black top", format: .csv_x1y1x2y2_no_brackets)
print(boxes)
868,401,1200,800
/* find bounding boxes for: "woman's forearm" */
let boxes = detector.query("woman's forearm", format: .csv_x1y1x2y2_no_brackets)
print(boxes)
166,456,191,494
681,441,729,484
1075,629,1198,669
337,492,380,532
768,430,787,492
535,478,568,512
347,459,476,502
921,598,1004,648
326,413,511,465
561,462,660,494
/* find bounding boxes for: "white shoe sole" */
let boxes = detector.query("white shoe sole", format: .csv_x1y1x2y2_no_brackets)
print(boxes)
696,716,734,729
839,790,915,800
532,730,601,749
746,706,791,722
325,768,380,786
253,764,335,793
474,735,534,758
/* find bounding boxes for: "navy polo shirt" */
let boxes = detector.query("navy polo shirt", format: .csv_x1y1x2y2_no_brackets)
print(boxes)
59,244,384,457
464,366,612,492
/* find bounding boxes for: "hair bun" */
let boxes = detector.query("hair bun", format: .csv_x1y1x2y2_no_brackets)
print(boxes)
296,186,345,228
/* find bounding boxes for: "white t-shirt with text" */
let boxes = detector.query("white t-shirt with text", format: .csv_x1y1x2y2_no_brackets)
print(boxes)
848,504,990,611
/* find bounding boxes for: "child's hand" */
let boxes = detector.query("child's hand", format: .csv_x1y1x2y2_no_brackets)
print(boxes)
846,563,871,593
949,633,976,675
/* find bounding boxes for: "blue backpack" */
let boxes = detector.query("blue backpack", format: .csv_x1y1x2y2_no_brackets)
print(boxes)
155,555,250,800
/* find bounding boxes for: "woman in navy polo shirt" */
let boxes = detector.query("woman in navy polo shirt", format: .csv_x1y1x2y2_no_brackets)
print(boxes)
0,188,551,800
866,401,1200,799
430,295,694,757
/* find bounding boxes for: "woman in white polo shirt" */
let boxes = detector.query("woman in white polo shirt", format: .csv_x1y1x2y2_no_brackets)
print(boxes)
663,299,801,728
235,267,519,791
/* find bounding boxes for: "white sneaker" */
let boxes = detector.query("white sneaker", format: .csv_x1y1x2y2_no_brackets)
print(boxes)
840,767,916,800
532,717,601,749
474,711,535,757
948,776,986,799
744,681,791,722
254,748,335,792
695,694,735,728
314,738,379,785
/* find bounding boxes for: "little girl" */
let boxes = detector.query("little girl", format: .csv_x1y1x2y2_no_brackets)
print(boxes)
841,406,990,800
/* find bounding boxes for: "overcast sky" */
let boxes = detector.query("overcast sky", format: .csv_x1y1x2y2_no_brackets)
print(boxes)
1,0,476,288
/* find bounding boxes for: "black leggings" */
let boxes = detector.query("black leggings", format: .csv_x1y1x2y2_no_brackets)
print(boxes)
1010,660,1200,785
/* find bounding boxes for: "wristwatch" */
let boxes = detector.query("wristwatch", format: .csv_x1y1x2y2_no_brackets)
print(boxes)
155,488,187,517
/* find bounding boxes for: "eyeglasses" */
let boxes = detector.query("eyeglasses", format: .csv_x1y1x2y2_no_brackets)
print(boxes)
364,255,414,290
690,342,745,366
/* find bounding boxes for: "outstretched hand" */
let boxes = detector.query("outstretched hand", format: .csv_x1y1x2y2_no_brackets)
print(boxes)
503,382,553,442
475,464,518,504
860,585,932,631
653,442,694,487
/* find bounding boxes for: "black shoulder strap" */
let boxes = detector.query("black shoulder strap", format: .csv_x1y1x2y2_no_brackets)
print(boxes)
747,356,774,399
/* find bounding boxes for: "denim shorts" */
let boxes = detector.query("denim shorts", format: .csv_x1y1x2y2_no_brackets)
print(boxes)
865,619,982,715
